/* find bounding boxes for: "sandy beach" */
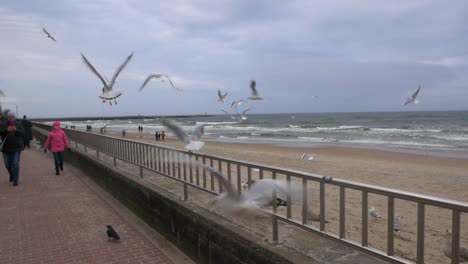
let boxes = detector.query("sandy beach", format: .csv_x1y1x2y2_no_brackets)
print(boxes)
102,131,467,263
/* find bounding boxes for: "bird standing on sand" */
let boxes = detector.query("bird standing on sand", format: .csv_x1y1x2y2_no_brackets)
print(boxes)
369,207,382,220
139,74,180,92
42,27,57,42
248,80,263,100
106,225,120,241
301,153,315,161
403,85,421,105
162,119,205,151
443,230,468,262
81,51,134,105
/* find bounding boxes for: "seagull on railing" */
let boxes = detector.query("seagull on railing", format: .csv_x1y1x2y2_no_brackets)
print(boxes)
139,74,181,92
81,51,133,105
42,27,57,42
162,119,205,151
443,230,468,262
403,85,421,105
369,207,382,220
248,80,263,100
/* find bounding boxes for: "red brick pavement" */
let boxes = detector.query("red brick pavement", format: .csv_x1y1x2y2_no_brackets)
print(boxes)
0,149,174,264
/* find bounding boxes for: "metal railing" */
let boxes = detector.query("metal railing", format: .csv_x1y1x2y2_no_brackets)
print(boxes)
33,123,467,264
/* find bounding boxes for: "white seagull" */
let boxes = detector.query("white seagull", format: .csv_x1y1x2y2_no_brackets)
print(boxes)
230,99,245,109
369,207,382,220
218,90,228,103
221,109,237,120
443,230,468,262
248,80,263,100
393,215,402,233
403,85,421,105
162,119,205,151
42,27,57,42
81,51,134,106
301,153,315,161
236,108,251,121
139,74,181,92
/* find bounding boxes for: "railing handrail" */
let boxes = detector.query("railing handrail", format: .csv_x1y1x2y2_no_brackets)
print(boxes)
33,122,468,212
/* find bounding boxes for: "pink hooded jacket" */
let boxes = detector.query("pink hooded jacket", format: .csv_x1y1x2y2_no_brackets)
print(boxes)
44,121,70,152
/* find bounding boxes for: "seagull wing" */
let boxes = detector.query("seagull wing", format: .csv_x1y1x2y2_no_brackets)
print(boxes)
195,162,236,197
218,89,222,98
242,107,252,115
108,51,134,89
221,109,231,115
81,53,109,89
139,74,163,92
162,119,190,143
412,86,421,99
244,179,289,207
42,27,56,41
165,75,181,91
250,80,258,96
0,89,5,97
191,125,205,141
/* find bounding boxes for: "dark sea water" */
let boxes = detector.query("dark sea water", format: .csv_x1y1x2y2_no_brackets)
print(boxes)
54,111,468,158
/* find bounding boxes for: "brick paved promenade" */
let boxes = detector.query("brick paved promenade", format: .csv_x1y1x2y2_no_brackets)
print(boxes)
0,148,186,264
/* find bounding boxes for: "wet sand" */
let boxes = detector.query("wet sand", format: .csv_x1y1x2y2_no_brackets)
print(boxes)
105,131,468,264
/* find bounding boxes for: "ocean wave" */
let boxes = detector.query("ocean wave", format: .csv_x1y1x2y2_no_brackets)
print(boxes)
289,124,300,128
317,126,370,131
196,121,238,125
341,139,450,148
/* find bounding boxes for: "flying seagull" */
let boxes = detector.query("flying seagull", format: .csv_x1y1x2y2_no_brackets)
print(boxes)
0,89,5,98
221,109,237,120
230,99,245,109
162,119,205,151
301,153,315,161
403,85,421,105
139,74,181,92
218,90,228,103
369,207,382,220
81,51,133,105
106,225,120,241
443,230,468,262
248,80,263,100
42,27,56,42
236,108,251,121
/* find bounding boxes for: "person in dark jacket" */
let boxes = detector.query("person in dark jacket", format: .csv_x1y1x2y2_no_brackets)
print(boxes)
0,112,24,186
21,115,33,149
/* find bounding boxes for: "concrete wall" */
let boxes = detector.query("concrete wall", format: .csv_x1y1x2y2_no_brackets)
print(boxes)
33,127,303,264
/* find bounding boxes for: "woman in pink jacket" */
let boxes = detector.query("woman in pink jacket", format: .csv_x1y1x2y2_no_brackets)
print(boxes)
44,121,70,175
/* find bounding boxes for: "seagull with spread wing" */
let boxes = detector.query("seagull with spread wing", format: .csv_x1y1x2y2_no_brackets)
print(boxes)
42,27,57,42
81,51,133,105
162,119,205,151
218,90,228,103
403,85,421,105
139,74,181,92
248,80,263,100
236,108,251,121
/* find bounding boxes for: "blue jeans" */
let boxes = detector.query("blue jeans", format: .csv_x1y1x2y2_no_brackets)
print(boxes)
3,152,21,184
53,151,64,170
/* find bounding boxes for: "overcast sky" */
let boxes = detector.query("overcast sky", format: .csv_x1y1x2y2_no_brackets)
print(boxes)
0,0,467,118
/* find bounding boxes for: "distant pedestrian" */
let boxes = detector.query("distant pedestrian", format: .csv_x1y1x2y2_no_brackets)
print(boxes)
161,130,165,141
0,112,25,186
21,115,33,149
155,131,160,141
44,121,70,175
122,129,126,138
141,126,144,133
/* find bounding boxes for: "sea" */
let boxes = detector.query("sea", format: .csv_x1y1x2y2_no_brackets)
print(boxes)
51,111,468,158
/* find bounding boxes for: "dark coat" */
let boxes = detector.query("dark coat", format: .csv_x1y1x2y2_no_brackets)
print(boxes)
21,118,33,140
0,120,25,152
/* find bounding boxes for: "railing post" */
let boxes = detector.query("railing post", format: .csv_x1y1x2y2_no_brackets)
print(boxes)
96,149,99,159
286,175,292,219
140,166,143,178
319,182,326,231
387,197,395,256
362,191,368,247
417,202,425,264
452,210,460,264
339,186,345,239
182,183,188,201
272,189,278,243
113,157,117,167
84,145,87,152
301,178,308,225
